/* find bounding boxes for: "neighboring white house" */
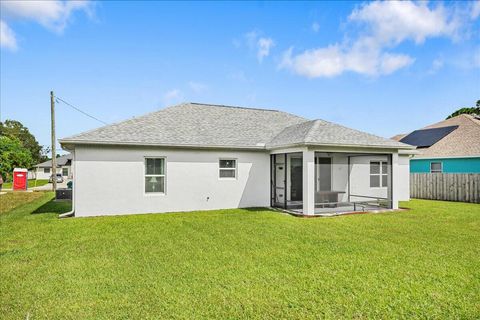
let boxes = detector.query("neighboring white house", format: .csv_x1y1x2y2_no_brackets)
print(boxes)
59,103,415,217
33,153,73,180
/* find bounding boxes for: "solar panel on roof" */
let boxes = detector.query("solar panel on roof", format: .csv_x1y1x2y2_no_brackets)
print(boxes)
400,125,458,147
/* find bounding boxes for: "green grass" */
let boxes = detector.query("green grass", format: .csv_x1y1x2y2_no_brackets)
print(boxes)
2,179,49,189
1,195,479,319
0,192,45,214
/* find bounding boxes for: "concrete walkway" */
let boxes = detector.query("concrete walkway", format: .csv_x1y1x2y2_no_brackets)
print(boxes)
33,181,69,191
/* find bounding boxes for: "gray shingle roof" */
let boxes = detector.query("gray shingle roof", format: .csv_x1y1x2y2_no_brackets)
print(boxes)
60,103,307,149
60,102,412,150
36,153,72,168
268,119,411,149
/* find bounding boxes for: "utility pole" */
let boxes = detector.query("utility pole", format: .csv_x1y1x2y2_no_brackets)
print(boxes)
51,91,57,192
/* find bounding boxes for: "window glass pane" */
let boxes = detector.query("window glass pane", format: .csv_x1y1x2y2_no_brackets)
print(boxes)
382,175,388,187
146,159,155,175
220,169,236,178
381,162,388,174
145,176,165,193
370,175,380,188
155,159,164,175
220,159,236,168
44,168,50,173
62,168,68,176
431,162,442,172
146,158,164,175
370,162,380,174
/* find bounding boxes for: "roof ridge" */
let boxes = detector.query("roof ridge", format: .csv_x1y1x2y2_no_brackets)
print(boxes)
304,119,323,142
462,113,480,127
188,102,280,112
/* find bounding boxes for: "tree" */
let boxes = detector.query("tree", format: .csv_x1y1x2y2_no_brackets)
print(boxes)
0,119,46,164
0,136,34,181
446,100,480,119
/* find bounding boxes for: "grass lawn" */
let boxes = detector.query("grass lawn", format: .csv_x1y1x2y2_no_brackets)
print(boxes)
2,179,49,189
0,192,46,214
1,194,479,319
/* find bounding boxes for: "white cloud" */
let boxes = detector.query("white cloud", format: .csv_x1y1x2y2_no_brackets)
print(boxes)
0,20,17,50
239,30,275,63
188,81,208,94
0,0,93,51
348,1,459,45
311,22,320,33
257,37,274,62
280,1,469,78
379,53,415,74
280,42,414,78
1,0,93,32
471,1,480,20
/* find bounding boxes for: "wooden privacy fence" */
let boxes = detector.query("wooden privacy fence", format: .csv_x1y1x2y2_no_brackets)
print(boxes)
410,173,480,203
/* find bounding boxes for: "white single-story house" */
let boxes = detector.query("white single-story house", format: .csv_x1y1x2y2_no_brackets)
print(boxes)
33,153,73,180
59,103,415,217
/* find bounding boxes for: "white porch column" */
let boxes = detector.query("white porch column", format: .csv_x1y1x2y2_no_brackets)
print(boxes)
391,152,399,209
302,149,315,215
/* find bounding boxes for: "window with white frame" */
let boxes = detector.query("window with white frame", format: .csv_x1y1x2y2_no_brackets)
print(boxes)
370,161,388,188
430,162,442,173
62,167,68,176
219,159,237,179
145,158,165,193
44,167,50,174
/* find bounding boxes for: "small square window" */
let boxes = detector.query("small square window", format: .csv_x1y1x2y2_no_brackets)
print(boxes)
219,159,236,179
44,168,50,174
430,162,442,173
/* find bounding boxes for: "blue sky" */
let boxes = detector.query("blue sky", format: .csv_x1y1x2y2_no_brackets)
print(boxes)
1,1,479,154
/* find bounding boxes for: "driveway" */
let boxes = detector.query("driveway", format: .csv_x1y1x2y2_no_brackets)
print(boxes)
33,180,70,191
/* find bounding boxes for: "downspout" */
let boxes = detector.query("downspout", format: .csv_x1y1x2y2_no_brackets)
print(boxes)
59,149,75,218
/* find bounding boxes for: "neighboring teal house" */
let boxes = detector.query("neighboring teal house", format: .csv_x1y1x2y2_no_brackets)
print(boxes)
392,114,480,173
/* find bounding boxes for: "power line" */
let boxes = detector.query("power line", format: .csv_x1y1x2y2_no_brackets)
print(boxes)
55,96,108,125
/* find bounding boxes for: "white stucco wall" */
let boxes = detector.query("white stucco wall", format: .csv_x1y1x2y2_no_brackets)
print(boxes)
397,154,410,201
349,155,389,201
35,167,62,180
74,146,270,217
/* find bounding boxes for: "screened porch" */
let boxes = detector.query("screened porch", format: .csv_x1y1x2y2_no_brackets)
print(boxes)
270,151,394,215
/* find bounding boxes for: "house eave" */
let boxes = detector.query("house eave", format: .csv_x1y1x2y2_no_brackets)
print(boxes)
59,139,267,151
266,142,416,151
60,139,415,153
411,154,480,160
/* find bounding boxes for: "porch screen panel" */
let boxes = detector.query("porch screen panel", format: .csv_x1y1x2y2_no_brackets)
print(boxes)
317,157,332,191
